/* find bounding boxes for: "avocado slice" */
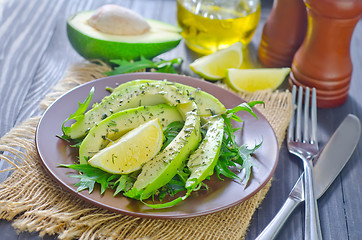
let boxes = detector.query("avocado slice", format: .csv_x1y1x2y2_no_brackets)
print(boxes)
67,11,182,61
79,104,183,164
124,102,201,200
66,80,226,139
185,116,224,189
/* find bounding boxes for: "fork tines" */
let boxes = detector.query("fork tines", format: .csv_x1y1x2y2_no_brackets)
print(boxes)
289,85,318,145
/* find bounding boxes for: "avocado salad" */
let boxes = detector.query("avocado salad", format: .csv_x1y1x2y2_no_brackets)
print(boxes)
60,79,263,208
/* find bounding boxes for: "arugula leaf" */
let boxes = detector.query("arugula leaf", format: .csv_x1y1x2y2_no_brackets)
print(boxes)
108,56,156,74
59,164,120,194
62,87,94,136
163,167,190,197
225,101,264,121
216,101,264,184
215,143,240,181
238,142,262,184
141,167,195,208
215,160,238,180
106,56,183,75
161,121,184,151
142,165,191,203
152,57,183,73
113,175,130,196
113,173,138,196
56,134,83,148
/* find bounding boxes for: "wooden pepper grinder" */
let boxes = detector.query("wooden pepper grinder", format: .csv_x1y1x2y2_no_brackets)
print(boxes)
258,0,307,67
289,0,362,108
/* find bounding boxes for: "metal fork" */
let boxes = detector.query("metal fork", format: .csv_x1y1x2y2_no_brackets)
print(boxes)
288,85,322,240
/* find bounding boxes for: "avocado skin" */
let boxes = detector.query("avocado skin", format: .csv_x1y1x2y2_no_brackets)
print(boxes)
66,22,182,62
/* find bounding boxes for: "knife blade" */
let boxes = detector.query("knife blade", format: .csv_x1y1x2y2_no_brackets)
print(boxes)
256,114,361,240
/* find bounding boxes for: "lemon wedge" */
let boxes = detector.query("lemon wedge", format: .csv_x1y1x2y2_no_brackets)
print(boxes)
225,67,291,92
88,118,163,174
190,42,243,81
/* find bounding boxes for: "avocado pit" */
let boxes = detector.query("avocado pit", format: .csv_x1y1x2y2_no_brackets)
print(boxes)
87,4,150,36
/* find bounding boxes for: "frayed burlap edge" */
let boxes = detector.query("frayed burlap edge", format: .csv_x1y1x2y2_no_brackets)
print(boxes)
0,61,292,240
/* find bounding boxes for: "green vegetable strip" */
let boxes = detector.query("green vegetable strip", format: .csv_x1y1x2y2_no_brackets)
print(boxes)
59,163,119,194
62,87,94,136
106,56,183,75
216,101,264,184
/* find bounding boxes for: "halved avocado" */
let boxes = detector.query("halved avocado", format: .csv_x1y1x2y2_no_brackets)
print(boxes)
67,11,182,61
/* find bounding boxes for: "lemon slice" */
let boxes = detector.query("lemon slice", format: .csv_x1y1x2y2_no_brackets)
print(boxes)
88,118,163,174
225,67,291,92
190,42,243,81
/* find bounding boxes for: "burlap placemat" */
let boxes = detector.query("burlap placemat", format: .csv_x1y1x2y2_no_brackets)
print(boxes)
0,61,292,240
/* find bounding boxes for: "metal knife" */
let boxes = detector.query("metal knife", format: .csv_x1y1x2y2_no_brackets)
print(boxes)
256,114,361,240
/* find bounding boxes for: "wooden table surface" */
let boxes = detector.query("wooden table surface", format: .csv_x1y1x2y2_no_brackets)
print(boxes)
1,0,361,239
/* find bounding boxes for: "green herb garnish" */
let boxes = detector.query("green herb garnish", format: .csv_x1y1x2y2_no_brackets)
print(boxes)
106,56,183,75
59,163,119,194
217,101,264,184
61,87,94,136
161,121,184,151
59,163,138,195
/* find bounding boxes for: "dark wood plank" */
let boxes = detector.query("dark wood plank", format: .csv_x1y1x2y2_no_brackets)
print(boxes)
0,0,65,137
341,19,362,240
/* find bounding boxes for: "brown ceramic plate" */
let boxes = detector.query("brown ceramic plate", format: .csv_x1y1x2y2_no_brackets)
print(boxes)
36,73,278,219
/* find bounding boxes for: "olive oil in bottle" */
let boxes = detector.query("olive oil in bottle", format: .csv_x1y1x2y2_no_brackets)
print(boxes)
177,0,260,55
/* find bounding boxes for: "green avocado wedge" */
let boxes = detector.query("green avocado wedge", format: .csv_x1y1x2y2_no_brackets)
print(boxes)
64,80,226,139
124,102,201,200
67,11,182,62
78,104,183,164
185,116,224,189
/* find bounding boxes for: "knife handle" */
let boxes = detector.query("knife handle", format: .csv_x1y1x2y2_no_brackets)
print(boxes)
255,197,300,240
